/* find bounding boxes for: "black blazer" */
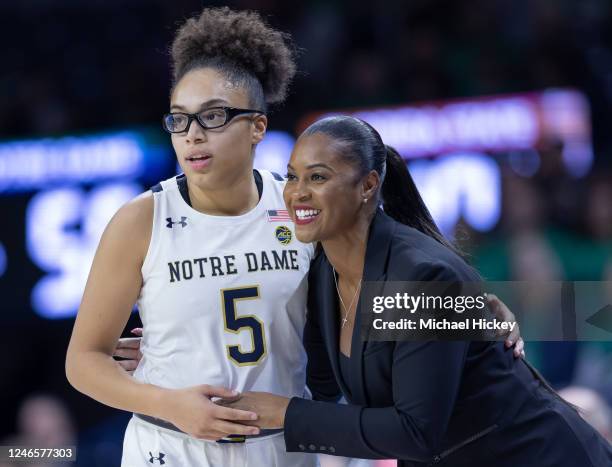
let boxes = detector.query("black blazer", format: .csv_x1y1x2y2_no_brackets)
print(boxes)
284,210,612,467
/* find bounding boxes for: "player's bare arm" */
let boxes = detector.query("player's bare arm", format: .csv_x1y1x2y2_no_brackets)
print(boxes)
65,193,258,440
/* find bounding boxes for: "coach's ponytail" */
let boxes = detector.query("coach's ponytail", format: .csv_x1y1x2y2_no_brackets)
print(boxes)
302,116,460,254
381,145,458,253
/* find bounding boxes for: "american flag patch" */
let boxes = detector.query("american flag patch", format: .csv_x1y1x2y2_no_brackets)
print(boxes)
267,209,291,222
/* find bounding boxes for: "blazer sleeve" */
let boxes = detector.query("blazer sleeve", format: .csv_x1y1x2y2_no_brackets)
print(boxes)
303,274,342,402
284,262,471,461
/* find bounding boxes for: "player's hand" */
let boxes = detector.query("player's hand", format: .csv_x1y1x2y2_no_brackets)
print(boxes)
487,294,525,359
217,391,290,429
160,385,261,441
114,328,143,374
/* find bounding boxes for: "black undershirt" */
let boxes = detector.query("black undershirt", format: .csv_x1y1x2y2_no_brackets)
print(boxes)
339,352,351,388
176,170,263,208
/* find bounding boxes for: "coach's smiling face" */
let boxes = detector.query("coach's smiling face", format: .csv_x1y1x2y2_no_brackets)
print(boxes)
284,132,369,244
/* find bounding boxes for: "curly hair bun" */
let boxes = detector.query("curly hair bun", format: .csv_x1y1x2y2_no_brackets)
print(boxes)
171,7,296,105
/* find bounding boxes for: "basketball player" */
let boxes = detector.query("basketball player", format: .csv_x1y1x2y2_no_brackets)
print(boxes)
65,7,316,467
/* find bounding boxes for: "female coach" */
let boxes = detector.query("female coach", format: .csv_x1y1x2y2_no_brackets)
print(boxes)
221,116,612,467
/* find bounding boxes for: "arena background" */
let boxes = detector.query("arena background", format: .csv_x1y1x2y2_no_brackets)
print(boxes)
0,1,611,466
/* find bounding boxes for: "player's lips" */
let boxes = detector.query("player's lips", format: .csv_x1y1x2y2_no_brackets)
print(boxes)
185,151,213,170
292,205,321,225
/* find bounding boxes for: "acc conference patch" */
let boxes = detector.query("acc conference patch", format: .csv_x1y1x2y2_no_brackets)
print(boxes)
275,226,292,245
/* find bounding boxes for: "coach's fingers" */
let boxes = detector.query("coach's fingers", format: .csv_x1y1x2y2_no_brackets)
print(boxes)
487,294,519,342
513,339,525,359
116,337,141,349
113,348,142,360
487,294,507,337
117,359,139,372
212,404,258,422
507,321,521,345
131,327,143,336
214,420,260,436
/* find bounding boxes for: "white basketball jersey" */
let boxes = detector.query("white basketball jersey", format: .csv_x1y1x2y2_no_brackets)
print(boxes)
134,170,315,399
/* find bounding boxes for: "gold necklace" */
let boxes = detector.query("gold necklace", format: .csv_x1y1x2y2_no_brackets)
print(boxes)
332,266,362,328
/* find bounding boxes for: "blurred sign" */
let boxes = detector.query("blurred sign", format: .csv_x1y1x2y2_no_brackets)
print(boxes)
297,88,593,235
0,129,173,320
409,153,501,235
299,88,593,176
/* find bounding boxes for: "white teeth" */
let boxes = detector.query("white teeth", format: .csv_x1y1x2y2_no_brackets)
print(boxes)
188,154,209,161
295,209,321,220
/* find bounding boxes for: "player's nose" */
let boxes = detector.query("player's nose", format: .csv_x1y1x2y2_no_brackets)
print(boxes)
185,117,208,143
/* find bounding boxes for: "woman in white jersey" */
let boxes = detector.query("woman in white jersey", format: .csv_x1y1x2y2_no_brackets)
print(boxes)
66,7,316,467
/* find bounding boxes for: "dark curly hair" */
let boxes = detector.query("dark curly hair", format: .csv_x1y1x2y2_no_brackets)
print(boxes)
170,7,296,110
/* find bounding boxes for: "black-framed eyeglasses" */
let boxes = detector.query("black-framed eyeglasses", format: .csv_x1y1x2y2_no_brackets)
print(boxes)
162,106,265,134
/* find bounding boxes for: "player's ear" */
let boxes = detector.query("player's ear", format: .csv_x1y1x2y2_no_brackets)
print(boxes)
251,114,267,145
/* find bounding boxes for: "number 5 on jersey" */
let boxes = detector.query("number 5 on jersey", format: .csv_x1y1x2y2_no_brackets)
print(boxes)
221,286,267,366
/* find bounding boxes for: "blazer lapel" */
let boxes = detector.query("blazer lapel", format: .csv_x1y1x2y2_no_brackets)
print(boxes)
349,209,397,405
318,256,353,399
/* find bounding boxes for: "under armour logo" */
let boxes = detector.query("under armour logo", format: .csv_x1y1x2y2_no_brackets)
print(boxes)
166,216,187,228
148,451,165,465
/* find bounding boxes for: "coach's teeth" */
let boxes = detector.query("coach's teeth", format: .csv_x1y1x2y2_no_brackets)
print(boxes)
296,209,321,219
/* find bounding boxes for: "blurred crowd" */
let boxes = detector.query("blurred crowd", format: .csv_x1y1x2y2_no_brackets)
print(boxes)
1,0,611,464
1,0,612,145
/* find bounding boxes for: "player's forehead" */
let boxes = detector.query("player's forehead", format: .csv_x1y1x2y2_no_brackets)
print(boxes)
170,67,250,112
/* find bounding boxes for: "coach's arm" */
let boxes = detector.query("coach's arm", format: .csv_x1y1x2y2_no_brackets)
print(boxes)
283,338,468,461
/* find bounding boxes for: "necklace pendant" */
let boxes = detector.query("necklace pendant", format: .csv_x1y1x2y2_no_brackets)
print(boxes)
341,317,348,328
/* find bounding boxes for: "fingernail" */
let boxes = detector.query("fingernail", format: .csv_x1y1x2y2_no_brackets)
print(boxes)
251,428,260,435
231,390,239,396
505,340,512,348
250,413,258,420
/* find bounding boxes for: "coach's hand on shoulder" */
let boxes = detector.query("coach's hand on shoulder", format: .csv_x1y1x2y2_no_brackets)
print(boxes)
158,385,260,441
217,391,290,429
113,328,143,374
487,294,526,359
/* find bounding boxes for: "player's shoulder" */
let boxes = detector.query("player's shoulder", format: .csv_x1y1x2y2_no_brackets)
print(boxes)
106,191,153,239
257,169,285,184
268,170,285,182
258,170,286,205
149,174,182,194
93,190,153,263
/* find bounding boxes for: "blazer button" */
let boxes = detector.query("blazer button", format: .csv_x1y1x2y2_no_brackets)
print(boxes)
308,444,317,450
329,446,336,453
298,444,305,451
